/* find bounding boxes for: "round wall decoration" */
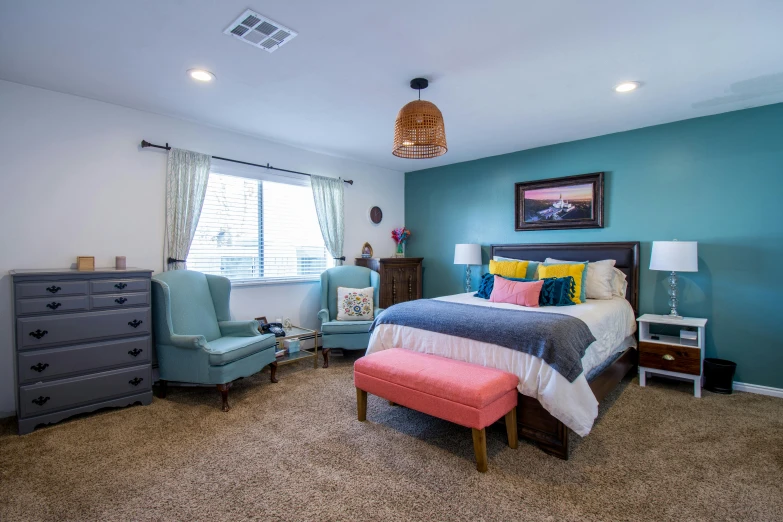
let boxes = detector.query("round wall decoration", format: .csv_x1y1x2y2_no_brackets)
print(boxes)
368,206,383,225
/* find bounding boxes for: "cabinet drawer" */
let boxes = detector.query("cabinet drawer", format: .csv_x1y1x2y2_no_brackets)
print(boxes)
19,365,151,418
15,281,88,298
18,337,150,382
16,296,89,316
90,279,149,294
91,293,149,310
639,341,701,375
17,308,150,350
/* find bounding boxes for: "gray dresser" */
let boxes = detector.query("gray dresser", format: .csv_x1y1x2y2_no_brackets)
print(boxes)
11,268,154,434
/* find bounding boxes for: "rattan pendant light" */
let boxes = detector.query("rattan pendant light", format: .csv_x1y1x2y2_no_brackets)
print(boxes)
392,78,447,159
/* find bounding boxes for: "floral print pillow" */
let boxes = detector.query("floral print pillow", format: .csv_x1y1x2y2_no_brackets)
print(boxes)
336,287,375,321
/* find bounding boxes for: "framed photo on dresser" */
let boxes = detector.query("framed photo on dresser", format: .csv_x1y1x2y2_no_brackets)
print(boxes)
515,172,604,231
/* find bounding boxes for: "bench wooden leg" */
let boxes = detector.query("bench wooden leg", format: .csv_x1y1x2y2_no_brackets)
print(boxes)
356,388,367,421
388,400,397,406
505,407,518,449
472,428,488,472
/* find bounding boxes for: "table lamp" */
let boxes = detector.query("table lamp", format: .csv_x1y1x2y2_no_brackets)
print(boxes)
649,240,698,319
454,244,482,293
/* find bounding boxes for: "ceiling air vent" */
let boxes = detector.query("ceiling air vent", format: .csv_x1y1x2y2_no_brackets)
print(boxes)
224,9,298,53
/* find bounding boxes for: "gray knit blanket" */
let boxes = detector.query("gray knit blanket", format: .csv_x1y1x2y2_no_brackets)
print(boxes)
370,300,596,382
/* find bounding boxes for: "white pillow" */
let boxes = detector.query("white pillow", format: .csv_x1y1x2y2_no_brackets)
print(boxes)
545,258,616,300
611,268,628,298
336,287,374,321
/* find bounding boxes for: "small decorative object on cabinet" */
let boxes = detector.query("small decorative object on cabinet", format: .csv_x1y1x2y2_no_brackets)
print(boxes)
454,244,482,293
11,267,153,434
76,256,95,271
354,257,423,308
649,240,698,319
637,314,707,398
361,242,373,258
391,227,411,258
115,256,127,270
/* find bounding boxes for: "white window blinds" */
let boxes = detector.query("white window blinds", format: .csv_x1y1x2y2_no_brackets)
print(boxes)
187,168,333,282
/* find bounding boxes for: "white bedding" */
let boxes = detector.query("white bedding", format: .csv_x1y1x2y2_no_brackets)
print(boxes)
366,293,637,437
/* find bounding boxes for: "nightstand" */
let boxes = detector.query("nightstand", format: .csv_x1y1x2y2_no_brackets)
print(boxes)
637,314,708,398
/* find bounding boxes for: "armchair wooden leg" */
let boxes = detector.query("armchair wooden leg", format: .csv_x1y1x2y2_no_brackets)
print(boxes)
472,428,488,473
270,362,279,383
505,407,518,449
356,388,367,421
216,383,231,412
157,379,167,399
322,348,331,369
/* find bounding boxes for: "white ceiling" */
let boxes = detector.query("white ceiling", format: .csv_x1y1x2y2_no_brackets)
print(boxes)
1,0,782,172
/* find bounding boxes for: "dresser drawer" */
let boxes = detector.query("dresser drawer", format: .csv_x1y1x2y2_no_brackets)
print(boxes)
19,365,151,418
18,337,150,382
17,308,150,350
15,281,88,299
91,292,150,310
15,296,89,316
90,279,149,294
639,341,701,375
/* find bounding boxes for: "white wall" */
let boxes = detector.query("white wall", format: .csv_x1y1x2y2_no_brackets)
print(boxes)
0,80,405,416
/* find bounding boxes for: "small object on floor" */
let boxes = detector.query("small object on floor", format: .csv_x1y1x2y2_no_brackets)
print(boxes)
703,358,737,394
354,348,519,472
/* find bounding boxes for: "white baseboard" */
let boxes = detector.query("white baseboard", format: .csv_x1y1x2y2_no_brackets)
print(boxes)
0,410,15,420
733,382,783,398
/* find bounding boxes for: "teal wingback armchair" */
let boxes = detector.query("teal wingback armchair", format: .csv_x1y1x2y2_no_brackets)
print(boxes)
151,270,278,411
318,266,382,368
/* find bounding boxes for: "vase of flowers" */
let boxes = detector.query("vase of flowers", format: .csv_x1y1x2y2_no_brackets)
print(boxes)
391,227,411,258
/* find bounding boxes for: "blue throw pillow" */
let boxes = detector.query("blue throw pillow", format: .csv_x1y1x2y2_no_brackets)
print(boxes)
474,274,575,306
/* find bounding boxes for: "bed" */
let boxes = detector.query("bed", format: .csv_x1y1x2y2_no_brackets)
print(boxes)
366,241,640,460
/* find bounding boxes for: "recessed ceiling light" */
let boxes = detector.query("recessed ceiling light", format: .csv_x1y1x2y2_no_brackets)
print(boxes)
188,69,215,82
615,81,640,93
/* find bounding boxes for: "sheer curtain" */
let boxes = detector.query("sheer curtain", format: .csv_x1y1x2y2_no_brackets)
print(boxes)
163,148,211,271
310,175,345,265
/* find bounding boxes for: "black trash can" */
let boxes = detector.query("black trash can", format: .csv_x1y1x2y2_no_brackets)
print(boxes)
703,358,737,394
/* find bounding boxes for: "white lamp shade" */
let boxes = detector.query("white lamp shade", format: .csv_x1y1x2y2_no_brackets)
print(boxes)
650,241,698,272
454,244,482,265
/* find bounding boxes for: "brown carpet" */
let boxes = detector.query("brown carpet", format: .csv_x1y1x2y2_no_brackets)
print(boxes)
1,356,782,522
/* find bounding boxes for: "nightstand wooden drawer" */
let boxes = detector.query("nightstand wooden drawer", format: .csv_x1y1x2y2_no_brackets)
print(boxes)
639,341,701,375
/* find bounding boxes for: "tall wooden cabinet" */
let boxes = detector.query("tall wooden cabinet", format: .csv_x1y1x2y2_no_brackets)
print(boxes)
354,257,423,308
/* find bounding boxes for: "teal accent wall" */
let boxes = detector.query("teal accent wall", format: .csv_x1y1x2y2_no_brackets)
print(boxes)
405,103,783,389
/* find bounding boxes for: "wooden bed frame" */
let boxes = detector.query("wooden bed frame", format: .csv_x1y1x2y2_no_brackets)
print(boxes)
491,241,640,460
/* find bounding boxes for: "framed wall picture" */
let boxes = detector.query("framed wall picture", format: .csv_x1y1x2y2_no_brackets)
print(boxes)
515,172,604,231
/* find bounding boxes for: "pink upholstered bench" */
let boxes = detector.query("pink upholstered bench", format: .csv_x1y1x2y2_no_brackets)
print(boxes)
354,348,519,472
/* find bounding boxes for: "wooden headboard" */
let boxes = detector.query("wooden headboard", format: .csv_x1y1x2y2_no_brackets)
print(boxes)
490,242,640,314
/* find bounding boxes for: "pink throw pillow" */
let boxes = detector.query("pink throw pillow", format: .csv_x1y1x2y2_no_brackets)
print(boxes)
489,276,543,307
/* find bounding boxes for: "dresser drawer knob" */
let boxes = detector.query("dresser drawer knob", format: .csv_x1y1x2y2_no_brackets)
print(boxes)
46,286,61,294
30,363,49,373
115,297,128,304
129,377,144,386
32,396,50,406
662,354,675,361
128,319,143,328
115,282,128,289
46,302,62,310
128,348,143,357
29,329,48,340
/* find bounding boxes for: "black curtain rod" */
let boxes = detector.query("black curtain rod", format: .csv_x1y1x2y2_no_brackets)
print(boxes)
140,140,353,185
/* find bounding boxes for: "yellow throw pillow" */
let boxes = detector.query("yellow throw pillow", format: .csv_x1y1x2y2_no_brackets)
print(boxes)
538,263,586,304
489,260,529,279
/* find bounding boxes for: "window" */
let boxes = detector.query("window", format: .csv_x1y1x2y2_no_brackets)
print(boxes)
187,166,332,283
